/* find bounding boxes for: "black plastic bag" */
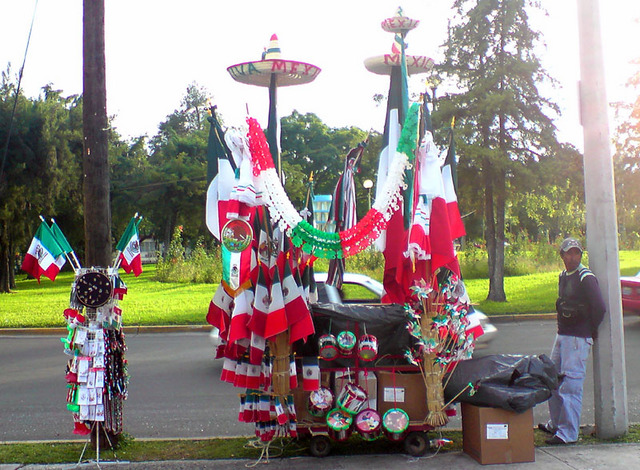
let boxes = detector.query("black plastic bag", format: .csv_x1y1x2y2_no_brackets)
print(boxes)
443,354,560,413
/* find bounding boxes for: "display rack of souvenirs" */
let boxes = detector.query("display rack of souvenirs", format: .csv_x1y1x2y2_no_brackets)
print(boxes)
22,215,143,441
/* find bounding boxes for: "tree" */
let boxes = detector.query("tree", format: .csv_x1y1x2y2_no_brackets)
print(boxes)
0,72,83,292
436,0,561,301
612,58,640,248
279,111,375,215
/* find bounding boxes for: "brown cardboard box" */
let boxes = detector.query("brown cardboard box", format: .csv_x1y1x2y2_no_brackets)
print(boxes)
461,403,535,465
376,370,427,421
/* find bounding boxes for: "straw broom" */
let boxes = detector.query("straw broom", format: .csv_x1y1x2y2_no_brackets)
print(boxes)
420,286,449,428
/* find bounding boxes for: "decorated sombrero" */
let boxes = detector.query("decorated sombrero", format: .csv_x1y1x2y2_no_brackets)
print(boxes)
227,34,321,87
364,10,434,76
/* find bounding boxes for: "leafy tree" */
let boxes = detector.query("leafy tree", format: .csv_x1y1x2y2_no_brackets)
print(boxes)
279,111,375,217
612,58,640,248
143,84,211,248
0,71,83,292
435,0,561,301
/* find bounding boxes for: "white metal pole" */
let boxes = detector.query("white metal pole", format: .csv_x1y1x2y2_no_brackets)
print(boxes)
576,0,628,439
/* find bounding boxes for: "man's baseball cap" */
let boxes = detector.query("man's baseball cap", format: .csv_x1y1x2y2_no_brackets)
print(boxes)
560,237,583,253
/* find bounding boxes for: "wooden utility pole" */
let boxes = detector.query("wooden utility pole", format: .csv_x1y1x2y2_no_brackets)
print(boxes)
577,0,628,438
83,0,111,266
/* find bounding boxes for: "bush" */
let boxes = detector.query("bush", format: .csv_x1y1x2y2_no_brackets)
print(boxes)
156,227,222,283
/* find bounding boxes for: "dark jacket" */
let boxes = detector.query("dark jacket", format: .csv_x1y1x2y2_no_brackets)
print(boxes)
556,264,606,338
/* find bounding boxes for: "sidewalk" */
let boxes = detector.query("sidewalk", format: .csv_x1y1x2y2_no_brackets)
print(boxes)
3,443,640,469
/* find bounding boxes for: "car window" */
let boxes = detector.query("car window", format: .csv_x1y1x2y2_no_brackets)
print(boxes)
341,282,381,303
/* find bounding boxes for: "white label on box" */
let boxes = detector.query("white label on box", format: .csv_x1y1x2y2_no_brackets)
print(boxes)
383,387,405,402
486,423,509,440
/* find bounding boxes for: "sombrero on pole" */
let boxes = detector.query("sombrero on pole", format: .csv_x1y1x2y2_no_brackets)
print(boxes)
364,12,434,76
227,34,321,87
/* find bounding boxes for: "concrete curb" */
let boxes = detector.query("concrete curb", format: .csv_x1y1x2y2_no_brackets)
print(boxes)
0,325,213,336
0,314,557,335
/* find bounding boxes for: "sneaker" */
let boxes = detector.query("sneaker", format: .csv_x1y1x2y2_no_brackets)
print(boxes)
538,423,557,435
545,435,568,445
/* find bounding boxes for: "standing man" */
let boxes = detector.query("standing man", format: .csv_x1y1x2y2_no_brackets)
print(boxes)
539,237,607,445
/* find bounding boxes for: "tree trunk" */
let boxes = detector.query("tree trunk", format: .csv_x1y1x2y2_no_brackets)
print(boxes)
484,160,507,302
489,170,507,301
0,226,10,293
82,0,112,267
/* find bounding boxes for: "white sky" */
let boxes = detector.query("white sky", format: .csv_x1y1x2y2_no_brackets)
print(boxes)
1,1,639,148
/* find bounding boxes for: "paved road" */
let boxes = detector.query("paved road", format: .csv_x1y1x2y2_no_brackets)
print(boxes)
1,317,639,441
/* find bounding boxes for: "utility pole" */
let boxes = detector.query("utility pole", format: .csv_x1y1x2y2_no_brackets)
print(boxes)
83,0,112,266
577,0,628,438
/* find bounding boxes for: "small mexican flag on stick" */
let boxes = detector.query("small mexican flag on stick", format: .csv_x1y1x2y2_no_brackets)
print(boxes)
21,219,66,282
115,214,143,276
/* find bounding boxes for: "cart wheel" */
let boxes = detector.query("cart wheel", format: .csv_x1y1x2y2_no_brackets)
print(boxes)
404,431,429,457
309,435,332,458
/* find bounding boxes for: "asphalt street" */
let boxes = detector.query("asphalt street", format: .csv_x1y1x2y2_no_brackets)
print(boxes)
1,317,639,442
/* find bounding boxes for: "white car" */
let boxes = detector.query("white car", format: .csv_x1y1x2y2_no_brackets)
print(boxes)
313,272,497,346
211,272,498,348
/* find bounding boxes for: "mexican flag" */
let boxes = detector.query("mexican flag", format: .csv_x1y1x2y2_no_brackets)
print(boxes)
116,216,142,277
21,221,66,282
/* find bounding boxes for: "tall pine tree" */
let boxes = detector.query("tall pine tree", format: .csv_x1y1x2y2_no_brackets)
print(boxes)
437,0,561,301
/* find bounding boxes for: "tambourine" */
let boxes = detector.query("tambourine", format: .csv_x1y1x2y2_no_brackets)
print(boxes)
75,271,113,308
326,408,353,442
318,334,338,360
336,330,357,356
355,408,382,441
336,382,368,415
357,334,378,362
382,408,410,441
308,386,334,417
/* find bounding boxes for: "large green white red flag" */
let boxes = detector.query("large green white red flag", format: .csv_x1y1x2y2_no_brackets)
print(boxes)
21,221,66,282
116,217,142,277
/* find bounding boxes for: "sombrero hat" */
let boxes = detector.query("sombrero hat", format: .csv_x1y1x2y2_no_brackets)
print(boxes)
227,34,321,87
364,41,434,76
364,12,433,76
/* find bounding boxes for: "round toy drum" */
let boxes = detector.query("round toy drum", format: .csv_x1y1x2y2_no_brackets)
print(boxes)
382,408,410,441
318,334,338,360
326,408,353,441
355,408,382,441
336,330,357,356
308,386,334,417
357,334,378,362
337,382,368,415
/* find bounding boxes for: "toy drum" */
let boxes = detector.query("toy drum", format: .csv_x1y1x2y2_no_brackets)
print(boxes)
308,386,334,417
355,408,382,441
382,408,409,441
357,334,378,362
336,330,357,356
318,334,338,360
337,382,368,415
326,408,353,441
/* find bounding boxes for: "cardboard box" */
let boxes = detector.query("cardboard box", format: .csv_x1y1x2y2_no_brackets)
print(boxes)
461,403,535,465
376,370,427,421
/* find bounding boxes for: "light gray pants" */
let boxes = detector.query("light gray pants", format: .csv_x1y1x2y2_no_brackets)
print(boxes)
547,334,593,443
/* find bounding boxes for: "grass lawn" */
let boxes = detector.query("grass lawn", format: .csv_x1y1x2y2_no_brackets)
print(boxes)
1,251,639,328
0,265,215,329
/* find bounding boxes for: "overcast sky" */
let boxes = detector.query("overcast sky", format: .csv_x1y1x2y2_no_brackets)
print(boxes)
1,1,639,148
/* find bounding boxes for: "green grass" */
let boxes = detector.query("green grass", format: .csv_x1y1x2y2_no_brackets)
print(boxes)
0,265,216,329
1,426,639,465
2,251,639,328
